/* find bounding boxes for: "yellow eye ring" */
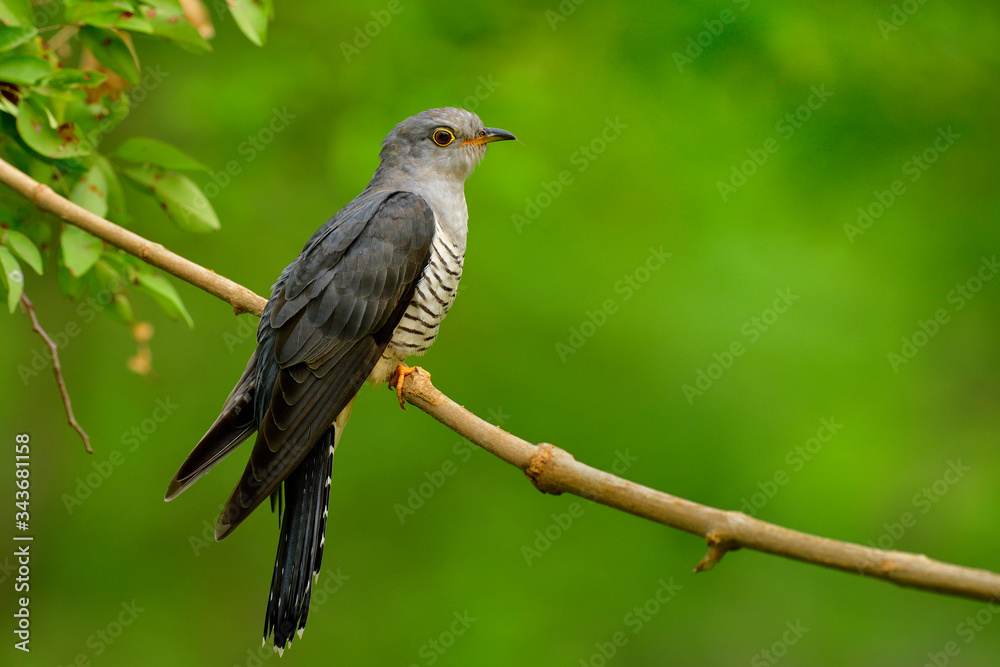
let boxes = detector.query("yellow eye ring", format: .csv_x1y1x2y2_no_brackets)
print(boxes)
432,128,455,146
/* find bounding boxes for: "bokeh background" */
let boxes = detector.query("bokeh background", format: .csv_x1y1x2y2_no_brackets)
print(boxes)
3,0,1000,664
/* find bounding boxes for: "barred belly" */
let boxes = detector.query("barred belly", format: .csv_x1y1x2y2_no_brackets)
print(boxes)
370,225,464,384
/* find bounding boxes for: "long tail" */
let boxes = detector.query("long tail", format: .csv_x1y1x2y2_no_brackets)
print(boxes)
264,400,353,653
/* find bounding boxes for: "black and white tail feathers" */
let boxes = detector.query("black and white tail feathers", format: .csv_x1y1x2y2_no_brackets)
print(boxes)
264,426,335,654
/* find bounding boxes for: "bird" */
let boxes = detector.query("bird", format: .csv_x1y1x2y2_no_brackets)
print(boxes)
164,108,515,653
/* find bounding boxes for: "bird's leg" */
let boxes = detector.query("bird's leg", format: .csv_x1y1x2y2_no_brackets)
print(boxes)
389,365,430,410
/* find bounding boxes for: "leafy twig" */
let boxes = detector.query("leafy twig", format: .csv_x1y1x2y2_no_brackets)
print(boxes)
0,158,266,316
19,292,92,453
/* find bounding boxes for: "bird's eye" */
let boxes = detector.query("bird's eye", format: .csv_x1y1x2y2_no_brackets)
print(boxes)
432,129,455,146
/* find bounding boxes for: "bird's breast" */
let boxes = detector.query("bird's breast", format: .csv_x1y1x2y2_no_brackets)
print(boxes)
370,225,465,384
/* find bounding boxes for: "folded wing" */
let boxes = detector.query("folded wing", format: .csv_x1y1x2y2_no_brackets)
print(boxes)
215,191,435,539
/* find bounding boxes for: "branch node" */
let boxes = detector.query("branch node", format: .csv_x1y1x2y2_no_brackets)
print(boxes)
401,367,444,407
694,530,738,573
30,181,53,205
138,241,162,260
525,442,573,495
878,552,908,576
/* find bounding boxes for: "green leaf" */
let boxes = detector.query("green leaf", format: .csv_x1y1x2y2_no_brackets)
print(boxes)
98,248,133,276
139,0,181,9
60,224,103,277
121,164,219,232
70,162,109,217
66,2,153,34
0,245,23,312
91,258,130,319
111,292,132,322
227,0,268,46
57,262,85,298
0,0,34,28
39,68,108,92
2,228,42,274
114,137,208,171
144,4,211,53
84,261,133,321
94,154,128,222
0,92,17,116
135,271,192,327
27,158,65,191
16,94,93,159
64,0,127,16
23,94,133,159
79,26,139,84
70,94,131,150
0,122,31,162
0,55,52,84
86,259,132,322
0,25,35,51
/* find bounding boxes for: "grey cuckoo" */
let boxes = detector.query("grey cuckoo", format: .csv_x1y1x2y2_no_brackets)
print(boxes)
164,108,515,653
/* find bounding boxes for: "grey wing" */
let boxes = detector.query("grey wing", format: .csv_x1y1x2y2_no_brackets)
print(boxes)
215,191,435,539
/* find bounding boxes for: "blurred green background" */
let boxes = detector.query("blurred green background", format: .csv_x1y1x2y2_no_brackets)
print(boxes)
3,0,1000,664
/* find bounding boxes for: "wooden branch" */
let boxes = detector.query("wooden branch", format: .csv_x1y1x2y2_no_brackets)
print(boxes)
19,293,92,453
3,154,999,602
0,157,266,317
397,367,1000,602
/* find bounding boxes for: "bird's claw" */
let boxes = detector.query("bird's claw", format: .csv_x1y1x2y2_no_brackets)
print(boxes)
390,365,429,410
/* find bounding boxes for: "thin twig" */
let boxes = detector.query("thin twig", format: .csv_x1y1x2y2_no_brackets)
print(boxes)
19,293,92,453
397,368,1000,602
2,154,999,602
0,158,266,317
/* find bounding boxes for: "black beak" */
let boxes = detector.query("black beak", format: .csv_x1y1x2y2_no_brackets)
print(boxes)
464,127,517,146
482,127,517,143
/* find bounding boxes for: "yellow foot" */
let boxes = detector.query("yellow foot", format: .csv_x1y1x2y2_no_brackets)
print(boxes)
389,365,430,410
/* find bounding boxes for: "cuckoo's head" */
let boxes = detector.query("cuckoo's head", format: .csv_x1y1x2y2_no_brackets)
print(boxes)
377,107,516,182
